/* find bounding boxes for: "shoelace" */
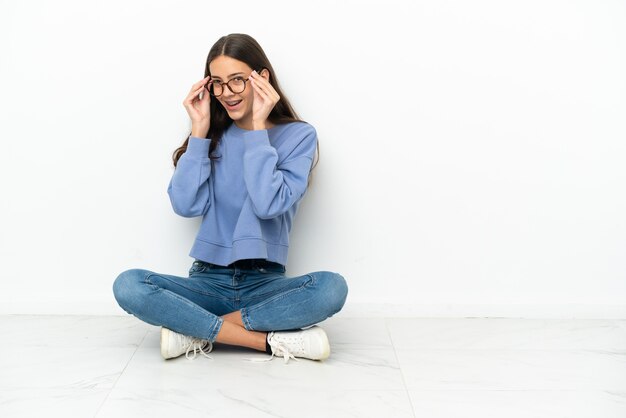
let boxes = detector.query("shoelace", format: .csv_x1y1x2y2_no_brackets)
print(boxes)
183,337,214,360
245,331,300,364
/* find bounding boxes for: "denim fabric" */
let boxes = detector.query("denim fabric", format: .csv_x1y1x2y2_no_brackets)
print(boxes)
112,259,348,342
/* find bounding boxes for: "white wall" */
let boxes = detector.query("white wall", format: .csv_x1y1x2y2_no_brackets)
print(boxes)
1,0,624,318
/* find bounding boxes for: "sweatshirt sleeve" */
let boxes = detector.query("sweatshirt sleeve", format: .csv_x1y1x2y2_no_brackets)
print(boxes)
241,124,317,220
166,136,212,218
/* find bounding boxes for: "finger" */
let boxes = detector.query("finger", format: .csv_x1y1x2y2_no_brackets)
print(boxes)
250,73,279,100
250,72,269,88
252,79,279,105
195,81,212,94
200,82,213,98
250,78,270,101
193,84,207,97
250,72,270,89
202,83,212,99
190,76,211,92
185,84,210,103
250,77,271,98
184,87,204,103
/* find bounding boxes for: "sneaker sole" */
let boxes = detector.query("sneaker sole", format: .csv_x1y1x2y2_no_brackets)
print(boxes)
309,326,331,360
160,327,174,360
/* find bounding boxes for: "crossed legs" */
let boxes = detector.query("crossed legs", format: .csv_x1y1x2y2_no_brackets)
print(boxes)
215,271,349,352
215,272,347,351
112,268,348,353
216,310,267,352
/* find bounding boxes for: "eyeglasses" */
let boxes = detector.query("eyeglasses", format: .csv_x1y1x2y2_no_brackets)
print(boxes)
208,69,262,97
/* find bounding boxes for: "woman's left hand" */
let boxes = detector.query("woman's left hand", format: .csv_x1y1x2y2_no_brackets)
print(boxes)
249,70,280,130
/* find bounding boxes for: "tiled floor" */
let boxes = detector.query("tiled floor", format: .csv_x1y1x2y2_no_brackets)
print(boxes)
1,315,626,417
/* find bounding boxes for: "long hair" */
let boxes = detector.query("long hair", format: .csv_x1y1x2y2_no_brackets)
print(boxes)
172,33,319,188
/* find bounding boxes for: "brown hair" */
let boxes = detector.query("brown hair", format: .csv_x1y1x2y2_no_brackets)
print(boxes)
172,33,319,187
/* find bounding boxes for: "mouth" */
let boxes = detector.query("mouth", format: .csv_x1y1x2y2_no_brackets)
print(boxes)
224,99,243,110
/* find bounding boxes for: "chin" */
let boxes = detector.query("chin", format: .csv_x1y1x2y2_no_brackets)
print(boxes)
223,106,247,119
228,111,244,119
228,110,249,120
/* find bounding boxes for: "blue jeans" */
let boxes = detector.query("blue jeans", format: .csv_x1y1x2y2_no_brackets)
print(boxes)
112,259,349,342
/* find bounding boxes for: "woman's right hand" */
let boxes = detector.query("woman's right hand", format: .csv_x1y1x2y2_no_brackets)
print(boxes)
183,75,212,136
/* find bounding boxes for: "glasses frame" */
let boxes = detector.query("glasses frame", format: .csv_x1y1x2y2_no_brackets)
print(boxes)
207,68,263,97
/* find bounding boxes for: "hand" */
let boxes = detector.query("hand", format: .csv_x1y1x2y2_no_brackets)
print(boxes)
249,70,280,129
183,75,212,135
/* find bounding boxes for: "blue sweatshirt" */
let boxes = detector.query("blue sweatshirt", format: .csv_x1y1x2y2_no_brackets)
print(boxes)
167,121,318,267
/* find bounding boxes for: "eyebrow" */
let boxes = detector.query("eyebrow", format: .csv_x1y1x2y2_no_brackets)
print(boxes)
211,72,244,80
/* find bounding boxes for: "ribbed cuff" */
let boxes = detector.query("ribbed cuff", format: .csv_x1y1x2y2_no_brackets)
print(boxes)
186,136,211,158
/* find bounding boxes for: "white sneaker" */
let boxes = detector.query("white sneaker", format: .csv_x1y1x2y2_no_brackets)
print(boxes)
251,325,331,364
160,327,213,360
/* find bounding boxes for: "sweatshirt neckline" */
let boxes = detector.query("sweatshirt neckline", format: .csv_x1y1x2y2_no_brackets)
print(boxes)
229,121,285,134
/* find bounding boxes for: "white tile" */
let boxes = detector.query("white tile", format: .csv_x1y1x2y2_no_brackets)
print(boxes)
408,390,626,418
0,388,109,418
396,349,626,391
0,314,151,348
317,317,393,349
0,345,138,390
111,330,406,392
387,318,626,350
97,388,414,418
5,314,626,417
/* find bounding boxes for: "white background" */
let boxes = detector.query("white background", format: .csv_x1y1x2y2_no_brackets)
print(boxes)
1,0,624,317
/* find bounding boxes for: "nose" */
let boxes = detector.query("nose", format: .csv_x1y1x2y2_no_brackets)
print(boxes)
221,89,235,99
220,85,238,99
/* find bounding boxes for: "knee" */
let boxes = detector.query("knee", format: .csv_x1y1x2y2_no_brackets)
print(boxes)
112,269,147,313
315,271,348,314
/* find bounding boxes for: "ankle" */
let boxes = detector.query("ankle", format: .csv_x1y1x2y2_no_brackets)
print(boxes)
264,332,272,354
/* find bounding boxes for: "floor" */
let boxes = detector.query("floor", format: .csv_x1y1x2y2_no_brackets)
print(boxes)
1,315,626,417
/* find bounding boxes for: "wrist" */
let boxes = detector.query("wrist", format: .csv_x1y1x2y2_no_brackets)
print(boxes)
191,129,208,138
191,122,209,138
252,120,267,131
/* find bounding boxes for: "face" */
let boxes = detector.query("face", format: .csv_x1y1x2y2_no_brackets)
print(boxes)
209,55,270,125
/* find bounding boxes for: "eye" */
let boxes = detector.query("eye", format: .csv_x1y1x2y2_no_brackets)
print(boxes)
233,77,244,82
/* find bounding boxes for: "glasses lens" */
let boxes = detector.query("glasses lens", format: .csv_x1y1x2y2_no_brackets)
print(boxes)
229,78,246,94
210,82,223,96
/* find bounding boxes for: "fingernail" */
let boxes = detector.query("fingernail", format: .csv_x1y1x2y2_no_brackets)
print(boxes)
252,70,257,75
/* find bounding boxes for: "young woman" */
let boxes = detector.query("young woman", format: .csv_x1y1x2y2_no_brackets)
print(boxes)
112,33,348,363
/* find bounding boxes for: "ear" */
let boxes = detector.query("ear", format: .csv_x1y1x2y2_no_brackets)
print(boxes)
260,68,270,81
